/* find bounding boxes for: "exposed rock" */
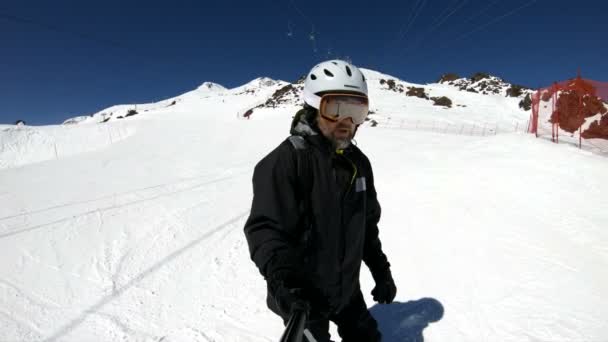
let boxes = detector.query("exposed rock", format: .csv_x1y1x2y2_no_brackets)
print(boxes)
438,73,460,83
406,87,428,99
431,96,452,108
582,114,608,139
519,94,532,111
471,72,490,83
125,109,138,117
294,75,306,84
253,83,303,111
442,72,528,97
381,79,405,93
506,85,525,97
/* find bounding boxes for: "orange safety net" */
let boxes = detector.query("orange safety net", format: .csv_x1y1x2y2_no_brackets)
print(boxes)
529,76,608,145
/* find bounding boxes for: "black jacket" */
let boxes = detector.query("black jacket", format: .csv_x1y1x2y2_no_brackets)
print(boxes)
244,109,390,313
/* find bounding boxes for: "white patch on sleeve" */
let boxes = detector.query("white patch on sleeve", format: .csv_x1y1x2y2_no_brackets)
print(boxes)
303,328,318,342
356,177,366,192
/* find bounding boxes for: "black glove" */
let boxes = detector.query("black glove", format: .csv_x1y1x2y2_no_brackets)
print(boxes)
273,282,311,316
268,270,311,317
371,268,397,304
269,270,330,318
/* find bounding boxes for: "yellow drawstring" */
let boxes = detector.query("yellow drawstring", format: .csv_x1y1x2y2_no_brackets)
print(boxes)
335,149,358,186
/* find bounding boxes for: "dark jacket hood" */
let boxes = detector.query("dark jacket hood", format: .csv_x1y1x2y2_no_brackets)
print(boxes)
290,106,319,137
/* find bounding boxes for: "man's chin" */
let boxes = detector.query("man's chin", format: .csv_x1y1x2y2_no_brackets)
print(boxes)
331,136,352,150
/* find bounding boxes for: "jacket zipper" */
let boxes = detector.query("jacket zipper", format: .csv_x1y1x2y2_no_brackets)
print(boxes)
336,150,358,309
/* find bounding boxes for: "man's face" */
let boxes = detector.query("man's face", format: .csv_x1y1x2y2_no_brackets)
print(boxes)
317,114,356,149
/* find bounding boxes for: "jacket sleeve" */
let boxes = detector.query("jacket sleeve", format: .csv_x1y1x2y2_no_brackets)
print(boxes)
244,140,304,280
362,156,391,279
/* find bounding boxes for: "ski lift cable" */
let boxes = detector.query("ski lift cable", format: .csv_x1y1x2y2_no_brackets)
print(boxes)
373,0,423,68
463,0,501,23
429,0,470,34
398,0,427,40
393,0,422,39
289,0,315,29
452,0,538,43
287,20,294,37
289,0,327,59
402,0,469,54
397,0,427,45
0,11,125,49
288,0,348,64
402,0,538,63
429,0,461,26
309,24,316,40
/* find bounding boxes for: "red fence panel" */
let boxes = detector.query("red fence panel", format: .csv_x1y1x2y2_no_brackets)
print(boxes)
529,75,608,151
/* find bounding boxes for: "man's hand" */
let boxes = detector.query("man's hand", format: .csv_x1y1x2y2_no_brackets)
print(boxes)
371,269,397,304
273,284,311,316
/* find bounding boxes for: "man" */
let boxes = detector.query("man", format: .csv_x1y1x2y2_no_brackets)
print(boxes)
244,60,396,341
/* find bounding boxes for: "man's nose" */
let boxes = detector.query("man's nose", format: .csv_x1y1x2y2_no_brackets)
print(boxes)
338,117,354,124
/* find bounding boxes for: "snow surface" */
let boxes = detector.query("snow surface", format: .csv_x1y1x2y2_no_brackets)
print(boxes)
1,70,608,342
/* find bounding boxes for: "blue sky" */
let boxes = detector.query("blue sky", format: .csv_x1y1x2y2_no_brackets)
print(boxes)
1,0,607,125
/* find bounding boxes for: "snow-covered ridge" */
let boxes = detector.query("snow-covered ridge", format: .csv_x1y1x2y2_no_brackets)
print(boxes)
359,68,401,82
59,77,286,125
58,69,537,127
196,81,227,92
437,72,533,98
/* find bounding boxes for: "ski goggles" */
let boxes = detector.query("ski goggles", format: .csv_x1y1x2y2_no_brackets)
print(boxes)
319,94,369,125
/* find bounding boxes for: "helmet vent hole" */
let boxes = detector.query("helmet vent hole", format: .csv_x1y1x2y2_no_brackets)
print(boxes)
345,66,352,77
310,74,317,80
362,74,366,82
324,69,334,77
331,61,338,65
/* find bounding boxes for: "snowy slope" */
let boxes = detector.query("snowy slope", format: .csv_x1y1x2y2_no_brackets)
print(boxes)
2,68,533,170
1,68,608,342
0,122,135,169
0,78,289,169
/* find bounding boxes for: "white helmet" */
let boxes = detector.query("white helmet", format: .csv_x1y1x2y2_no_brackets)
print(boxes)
303,60,368,109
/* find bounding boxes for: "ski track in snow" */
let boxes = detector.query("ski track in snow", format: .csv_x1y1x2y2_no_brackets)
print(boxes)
2,144,261,341
0,159,254,223
42,211,250,342
0,166,253,240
